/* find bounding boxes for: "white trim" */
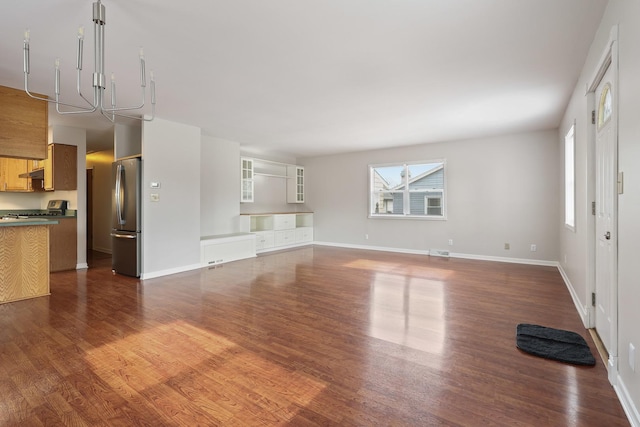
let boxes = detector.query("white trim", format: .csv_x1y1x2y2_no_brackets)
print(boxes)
313,241,557,267
141,263,202,280
614,376,640,427
586,24,620,386
75,263,89,270
558,264,590,328
586,26,619,93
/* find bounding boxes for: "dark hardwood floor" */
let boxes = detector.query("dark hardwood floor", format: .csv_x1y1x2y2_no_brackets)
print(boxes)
0,246,629,426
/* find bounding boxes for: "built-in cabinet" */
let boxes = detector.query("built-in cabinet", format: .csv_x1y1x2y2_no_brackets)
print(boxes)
50,217,77,272
287,165,304,203
240,213,313,252
0,85,48,159
240,157,305,204
241,158,254,202
0,158,32,192
42,144,77,191
0,144,77,192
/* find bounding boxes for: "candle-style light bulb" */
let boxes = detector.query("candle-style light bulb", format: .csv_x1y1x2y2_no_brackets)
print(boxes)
150,70,156,104
139,47,146,87
76,26,84,70
23,29,31,74
111,73,116,107
54,58,61,95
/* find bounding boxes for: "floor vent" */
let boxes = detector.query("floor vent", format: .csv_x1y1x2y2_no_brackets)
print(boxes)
429,249,450,258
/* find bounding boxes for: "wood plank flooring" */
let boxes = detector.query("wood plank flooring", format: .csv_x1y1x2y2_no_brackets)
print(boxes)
0,246,630,426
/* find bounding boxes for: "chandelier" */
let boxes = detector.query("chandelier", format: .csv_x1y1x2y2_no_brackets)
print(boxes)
22,0,156,122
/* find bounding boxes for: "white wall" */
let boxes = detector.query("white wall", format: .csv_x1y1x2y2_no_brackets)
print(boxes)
86,149,114,253
560,1,640,423
200,135,241,236
114,123,141,159
141,117,201,279
301,129,560,263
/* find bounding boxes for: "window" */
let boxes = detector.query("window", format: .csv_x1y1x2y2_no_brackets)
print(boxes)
369,160,446,219
598,83,612,129
564,124,575,230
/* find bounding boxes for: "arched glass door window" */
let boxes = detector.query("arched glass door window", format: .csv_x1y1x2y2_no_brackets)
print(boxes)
598,83,612,130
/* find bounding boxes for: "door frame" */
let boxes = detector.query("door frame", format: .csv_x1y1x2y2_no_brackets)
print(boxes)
586,25,619,384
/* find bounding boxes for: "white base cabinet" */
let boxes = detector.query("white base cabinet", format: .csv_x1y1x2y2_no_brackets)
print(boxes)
200,233,256,266
240,213,313,253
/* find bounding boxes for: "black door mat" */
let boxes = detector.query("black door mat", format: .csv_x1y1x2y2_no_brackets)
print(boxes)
516,324,596,366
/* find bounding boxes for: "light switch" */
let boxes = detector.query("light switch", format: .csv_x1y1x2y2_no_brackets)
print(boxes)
150,181,161,189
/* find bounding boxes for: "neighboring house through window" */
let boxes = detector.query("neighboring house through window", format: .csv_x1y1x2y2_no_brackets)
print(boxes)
369,161,446,219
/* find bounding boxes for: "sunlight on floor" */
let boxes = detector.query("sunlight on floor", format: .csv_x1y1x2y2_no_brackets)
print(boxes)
84,320,327,424
344,258,455,281
368,272,446,358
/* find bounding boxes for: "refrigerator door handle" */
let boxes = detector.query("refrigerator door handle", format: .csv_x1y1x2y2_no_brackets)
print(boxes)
111,232,136,239
115,163,125,225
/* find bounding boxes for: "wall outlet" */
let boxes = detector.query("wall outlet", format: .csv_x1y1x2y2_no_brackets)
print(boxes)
504,243,510,250
530,244,537,252
150,193,160,202
365,234,369,240
448,239,453,246
630,343,636,372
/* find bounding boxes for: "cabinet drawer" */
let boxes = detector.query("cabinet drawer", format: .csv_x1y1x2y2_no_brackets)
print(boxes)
255,231,274,250
295,227,313,243
273,214,296,230
274,230,295,246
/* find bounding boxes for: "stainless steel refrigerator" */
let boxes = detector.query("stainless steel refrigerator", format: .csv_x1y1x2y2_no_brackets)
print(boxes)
111,157,141,277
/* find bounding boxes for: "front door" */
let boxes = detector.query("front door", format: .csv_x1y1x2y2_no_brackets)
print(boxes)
594,63,616,354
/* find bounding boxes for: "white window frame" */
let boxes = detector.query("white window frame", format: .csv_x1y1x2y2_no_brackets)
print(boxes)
425,192,443,216
564,123,576,231
369,160,446,220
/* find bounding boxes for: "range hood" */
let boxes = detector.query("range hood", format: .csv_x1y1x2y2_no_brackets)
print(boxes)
19,168,44,179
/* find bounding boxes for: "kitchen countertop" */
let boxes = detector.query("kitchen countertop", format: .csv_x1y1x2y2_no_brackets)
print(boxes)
0,218,59,227
0,209,77,218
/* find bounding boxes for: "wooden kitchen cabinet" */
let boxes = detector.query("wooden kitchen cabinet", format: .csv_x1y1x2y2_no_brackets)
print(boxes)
44,144,77,191
50,217,77,272
0,85,48,159
0,158,32,192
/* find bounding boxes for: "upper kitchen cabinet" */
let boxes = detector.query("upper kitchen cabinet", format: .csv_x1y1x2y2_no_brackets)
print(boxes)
241,157,305,204
241,157,254,203
287,165,304,204
42,144,77,191
0,85,48,160
0,158,32,192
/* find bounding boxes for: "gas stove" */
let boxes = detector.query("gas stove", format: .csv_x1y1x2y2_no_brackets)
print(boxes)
1,200,68,219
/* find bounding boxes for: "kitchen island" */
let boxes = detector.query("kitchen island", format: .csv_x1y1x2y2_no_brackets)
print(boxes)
0,217,58,304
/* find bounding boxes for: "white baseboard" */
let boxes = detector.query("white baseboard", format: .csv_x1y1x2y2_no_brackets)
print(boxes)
557,264,591,328
313,241,558,267
615,375,640,427
141,263,202,280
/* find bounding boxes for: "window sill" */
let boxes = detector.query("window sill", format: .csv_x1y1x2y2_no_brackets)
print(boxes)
368,214,447,221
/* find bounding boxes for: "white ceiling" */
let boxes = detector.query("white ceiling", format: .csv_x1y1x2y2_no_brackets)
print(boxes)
1,0,608,157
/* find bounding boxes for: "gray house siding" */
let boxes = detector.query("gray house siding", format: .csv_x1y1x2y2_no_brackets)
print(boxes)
390,169,444,215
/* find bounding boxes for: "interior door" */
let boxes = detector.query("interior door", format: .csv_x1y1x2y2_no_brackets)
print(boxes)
594,64,616,354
